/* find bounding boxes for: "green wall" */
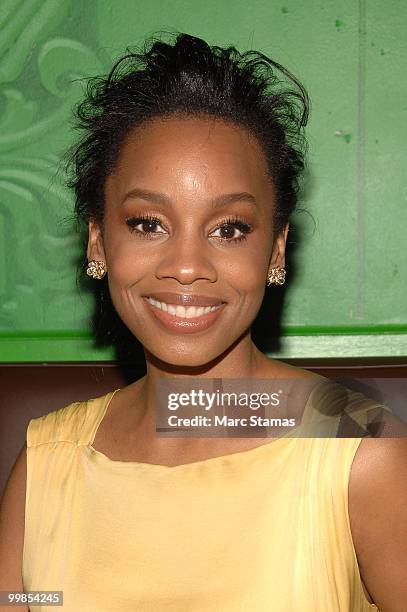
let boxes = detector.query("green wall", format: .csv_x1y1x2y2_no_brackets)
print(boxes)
1,0,406,361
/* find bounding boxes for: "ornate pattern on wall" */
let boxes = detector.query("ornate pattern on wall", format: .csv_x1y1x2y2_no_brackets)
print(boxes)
0,1,105,348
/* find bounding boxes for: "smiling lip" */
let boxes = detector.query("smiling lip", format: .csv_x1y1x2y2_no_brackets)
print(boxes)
144,292,225,307
143,295,226,334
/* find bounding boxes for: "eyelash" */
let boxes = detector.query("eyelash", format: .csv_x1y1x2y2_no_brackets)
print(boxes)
125,214,253,244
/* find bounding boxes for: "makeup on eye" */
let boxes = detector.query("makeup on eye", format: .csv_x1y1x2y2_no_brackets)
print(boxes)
125,213,167,239
124,213,254,243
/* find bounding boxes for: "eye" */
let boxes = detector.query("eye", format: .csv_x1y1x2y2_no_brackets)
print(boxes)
125,215,167,238
210,217,253,243
125,214,253,243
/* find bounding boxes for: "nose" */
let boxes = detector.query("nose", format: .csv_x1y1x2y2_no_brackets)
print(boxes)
154,230,218,285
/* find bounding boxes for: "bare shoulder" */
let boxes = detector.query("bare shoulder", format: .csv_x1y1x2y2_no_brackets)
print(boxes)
264,357,324,380
0,442,28,610
349,436,407,611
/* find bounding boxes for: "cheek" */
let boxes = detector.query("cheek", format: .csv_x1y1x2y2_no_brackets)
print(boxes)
107,254,133,290
105,237,149,284
226,244,269,287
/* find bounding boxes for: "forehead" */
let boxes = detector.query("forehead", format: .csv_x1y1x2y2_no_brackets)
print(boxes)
106,115,272,197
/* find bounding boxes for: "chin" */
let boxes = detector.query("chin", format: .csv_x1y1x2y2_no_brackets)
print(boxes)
149,351,225,368
144,342,231,370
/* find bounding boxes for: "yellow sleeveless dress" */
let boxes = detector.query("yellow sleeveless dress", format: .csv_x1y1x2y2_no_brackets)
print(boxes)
23,381,382,611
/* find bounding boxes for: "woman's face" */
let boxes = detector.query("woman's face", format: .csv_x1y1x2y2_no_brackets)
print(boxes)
88,115,288,366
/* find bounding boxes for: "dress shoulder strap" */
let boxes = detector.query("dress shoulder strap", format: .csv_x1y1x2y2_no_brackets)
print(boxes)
301,378,394,438
26,390,118,448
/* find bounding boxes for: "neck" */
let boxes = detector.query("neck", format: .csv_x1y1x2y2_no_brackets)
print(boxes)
127,331,278,434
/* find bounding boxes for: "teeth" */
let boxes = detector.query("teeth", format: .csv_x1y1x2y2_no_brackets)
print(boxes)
175,305,186,318
146,298,221,318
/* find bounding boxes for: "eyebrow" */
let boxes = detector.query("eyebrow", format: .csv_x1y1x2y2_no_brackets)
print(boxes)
120,188,257,209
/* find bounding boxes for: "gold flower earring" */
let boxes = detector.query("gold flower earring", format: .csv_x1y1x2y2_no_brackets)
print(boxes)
86,260,107,280
267,266,286,286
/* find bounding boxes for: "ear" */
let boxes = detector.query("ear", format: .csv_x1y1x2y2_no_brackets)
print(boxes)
268,223,289,272
86,218,106,263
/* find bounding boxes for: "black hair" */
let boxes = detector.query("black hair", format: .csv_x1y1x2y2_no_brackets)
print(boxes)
68,31,309,237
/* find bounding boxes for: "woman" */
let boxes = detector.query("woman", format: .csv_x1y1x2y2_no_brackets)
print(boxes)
1,32,406,611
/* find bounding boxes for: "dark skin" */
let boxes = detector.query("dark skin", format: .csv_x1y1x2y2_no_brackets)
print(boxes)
88,115,319,461
1,116,404,611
